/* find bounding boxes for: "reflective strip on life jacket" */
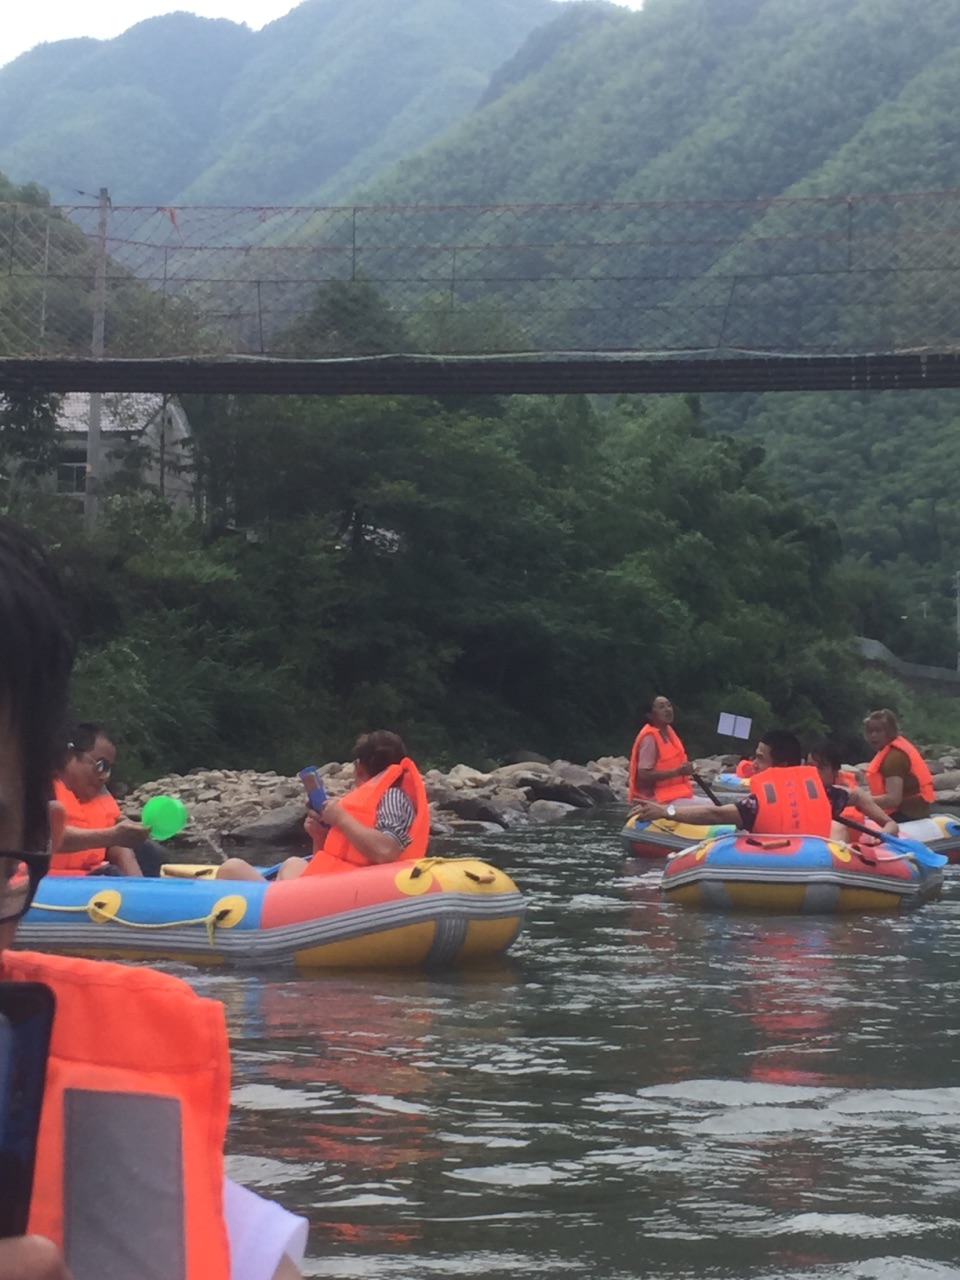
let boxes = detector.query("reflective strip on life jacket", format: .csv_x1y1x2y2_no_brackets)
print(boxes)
748,766,833,836
866,737,935,811
0,950,231,1280
304,757,430,875
627,723,694,803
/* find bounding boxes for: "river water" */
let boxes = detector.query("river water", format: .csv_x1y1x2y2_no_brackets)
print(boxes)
180,808,960,1279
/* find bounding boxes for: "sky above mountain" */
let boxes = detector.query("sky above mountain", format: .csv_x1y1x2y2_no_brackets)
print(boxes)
1,0,644,70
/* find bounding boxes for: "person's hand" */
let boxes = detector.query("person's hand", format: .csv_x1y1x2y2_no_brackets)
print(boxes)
675,762,695,777
303,809,327,841
631,801,666,822
0,1235,73,1280
113,820,150,847
317,798,346,830
882,819,900,836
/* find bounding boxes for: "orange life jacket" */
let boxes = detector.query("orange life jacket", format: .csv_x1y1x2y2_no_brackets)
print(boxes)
0,949,230,1280
304,757,430,875
865,737,935,812
735,759,756,779
748,766,833,836
50,777,120,874
837,769,858,788
627,724,694,803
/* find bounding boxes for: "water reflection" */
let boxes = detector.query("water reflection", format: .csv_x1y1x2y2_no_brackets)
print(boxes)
179,810,960,1278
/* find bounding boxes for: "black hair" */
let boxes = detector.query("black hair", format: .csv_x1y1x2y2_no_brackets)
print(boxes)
0,517,75,847
66,722,110,757
807,739,843,773
352,730,407,776
758,729,803,767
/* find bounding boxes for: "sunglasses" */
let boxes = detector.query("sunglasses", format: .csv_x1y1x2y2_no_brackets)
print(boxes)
82,753,112,776
0,852,52,924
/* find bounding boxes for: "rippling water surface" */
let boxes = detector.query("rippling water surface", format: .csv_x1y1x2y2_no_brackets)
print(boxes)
182,811,960,1278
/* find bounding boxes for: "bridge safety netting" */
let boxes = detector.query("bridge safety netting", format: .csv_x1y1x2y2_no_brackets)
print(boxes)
2,190,960,361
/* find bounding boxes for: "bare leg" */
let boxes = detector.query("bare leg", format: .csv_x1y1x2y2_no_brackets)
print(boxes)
216,858,266,881
276,856,310,880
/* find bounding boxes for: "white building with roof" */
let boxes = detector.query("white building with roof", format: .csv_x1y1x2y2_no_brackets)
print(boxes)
55,393,193,508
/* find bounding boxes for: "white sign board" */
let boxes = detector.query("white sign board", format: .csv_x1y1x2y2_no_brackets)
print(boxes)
717,712,752,740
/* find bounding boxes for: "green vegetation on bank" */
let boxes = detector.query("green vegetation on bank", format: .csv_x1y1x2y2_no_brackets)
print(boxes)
3,370,925,786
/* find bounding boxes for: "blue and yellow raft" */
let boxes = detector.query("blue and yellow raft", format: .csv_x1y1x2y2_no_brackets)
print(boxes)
19,857,525,968
661,832,944,913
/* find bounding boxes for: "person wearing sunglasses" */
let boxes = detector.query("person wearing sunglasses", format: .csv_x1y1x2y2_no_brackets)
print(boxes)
0,517,307,1278
51,724,156,876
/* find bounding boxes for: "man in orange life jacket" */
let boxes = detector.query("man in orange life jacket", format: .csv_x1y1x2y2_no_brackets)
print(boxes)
631,729,871,836
628,695,696,805
0,517,306,1280
862,708,935,822
806,739,900,843
216,730,429,882
51,723,159,876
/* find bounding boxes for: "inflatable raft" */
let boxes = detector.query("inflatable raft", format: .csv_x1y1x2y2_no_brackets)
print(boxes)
620,811,735,859
19,857,525,968
661,832,944,913
621,809,960,861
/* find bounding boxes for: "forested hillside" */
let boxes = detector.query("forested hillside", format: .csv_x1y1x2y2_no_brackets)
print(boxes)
5,0,960,769
0,0,558,206
357,0,960,670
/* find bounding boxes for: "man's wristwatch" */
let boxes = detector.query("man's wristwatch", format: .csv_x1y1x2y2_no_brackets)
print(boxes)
666,804,677,819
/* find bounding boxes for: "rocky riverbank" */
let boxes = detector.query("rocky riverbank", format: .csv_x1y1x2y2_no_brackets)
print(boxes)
125,746,960,850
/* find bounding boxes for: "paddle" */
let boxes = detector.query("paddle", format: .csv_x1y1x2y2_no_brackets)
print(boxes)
692,772,722,806
839,814,948,869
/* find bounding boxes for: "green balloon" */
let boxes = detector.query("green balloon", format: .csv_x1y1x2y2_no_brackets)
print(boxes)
142,795,188,841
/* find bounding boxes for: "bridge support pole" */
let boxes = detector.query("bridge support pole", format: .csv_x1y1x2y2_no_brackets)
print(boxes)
84,187,109,532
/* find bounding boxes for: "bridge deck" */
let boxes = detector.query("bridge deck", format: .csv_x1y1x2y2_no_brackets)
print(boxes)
2,352,959,396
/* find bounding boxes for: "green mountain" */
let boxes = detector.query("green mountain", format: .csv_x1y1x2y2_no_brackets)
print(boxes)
362,0,960,204
0,0,558,206
353,0,960,668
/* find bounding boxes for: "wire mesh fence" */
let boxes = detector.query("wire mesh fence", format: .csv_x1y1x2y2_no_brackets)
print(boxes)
2,190,960,361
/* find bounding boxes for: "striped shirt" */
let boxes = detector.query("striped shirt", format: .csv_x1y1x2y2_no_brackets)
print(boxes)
375,785,416,849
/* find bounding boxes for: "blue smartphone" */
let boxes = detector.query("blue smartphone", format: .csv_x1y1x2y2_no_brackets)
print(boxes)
0,982,55,1238
298,766,328,811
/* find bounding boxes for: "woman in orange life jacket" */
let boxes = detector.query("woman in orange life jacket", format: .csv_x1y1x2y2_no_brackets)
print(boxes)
805,739,899,844
216,729,429,882
627,694,696,805
632,729,852,836
862,708,935,822
0,516,306,1280
50,723,160,876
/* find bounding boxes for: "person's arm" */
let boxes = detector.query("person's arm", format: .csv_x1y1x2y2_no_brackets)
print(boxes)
58,820,149,852
0,1235,72,1280
105,845,143,876
630,799,742,827
314,799,404,864
632,733,696,790
865,747,912,813
849,786,899,834
867,770,905,814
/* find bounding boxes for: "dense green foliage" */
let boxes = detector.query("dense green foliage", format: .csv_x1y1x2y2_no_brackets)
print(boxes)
705,389,960,668
0,0,556,205
5,0,960,766
3,377,900,782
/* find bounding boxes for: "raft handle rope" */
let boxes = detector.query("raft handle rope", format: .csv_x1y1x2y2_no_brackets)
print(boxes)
29,894,247,947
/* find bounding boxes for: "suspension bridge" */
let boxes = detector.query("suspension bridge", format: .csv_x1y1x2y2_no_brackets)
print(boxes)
2,189,960,395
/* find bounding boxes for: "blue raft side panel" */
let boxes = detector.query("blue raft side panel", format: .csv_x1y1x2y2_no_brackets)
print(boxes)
25,875,268,930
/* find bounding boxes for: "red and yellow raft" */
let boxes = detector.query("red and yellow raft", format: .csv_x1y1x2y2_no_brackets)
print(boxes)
661,832,944,913
19,857,524,968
